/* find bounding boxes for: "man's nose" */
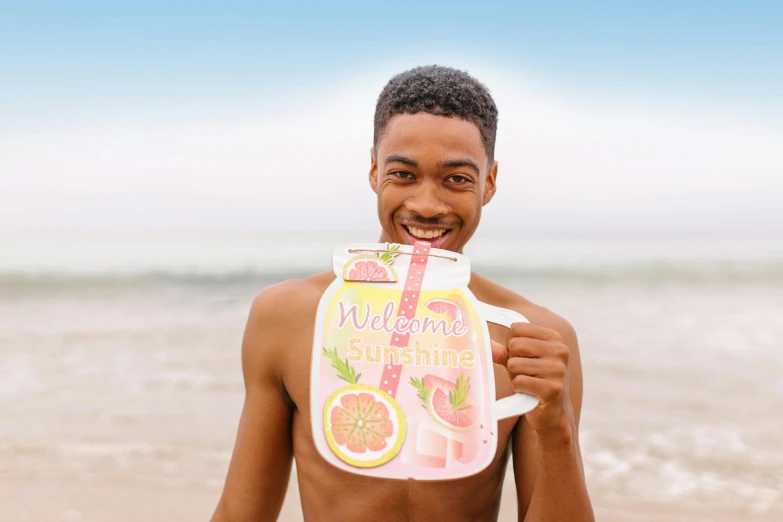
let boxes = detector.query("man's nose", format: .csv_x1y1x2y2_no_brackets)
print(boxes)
405,181,449,218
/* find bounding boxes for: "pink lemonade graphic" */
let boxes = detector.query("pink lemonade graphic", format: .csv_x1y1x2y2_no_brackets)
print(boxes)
311,242,539,480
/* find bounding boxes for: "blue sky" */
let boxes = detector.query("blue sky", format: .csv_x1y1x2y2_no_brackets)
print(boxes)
2,1,781,116
1,1,781,234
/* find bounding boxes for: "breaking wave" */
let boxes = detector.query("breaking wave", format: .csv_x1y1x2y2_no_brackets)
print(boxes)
2,260,783,295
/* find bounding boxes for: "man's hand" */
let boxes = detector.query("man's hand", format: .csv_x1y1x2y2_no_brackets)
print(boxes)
497,314,594,521
492,322,574,437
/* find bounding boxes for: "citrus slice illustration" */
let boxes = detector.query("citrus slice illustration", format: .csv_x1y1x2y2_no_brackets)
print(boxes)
427,386,477,432
343,255,397,283
425,298,464,323
323,383,406,468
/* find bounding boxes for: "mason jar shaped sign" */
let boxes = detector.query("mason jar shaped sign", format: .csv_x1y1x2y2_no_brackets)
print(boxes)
310,241,538,480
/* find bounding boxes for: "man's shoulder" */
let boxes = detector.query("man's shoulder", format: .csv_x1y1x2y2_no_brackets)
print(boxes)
470,272,577,342
248,271,335,327
239,273,335,386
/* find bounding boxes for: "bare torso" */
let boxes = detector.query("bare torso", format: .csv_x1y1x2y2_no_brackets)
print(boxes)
276,271,561,521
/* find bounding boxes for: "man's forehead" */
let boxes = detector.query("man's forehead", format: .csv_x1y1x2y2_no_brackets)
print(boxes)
377,113,487,163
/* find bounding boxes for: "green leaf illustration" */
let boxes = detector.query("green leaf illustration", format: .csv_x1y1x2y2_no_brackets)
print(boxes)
449,373,471,410
376,243,402,264
322,347,360,384
409,376,430,410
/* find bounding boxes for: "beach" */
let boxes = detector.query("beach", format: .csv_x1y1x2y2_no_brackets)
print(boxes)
4,469,782,522
2,234,782,521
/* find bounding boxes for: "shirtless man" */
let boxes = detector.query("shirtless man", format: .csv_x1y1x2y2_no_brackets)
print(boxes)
210,65,594,521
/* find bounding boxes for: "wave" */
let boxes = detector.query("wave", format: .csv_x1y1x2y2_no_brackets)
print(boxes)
2,260,783,295
0,269,293,293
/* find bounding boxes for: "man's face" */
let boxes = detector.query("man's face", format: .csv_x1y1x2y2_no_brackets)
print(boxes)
369,113,498,254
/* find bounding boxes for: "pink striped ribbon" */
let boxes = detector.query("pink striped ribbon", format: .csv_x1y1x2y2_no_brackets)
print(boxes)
378,240,431,398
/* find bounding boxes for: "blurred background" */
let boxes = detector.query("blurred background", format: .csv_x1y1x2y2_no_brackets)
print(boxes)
1,1,781,521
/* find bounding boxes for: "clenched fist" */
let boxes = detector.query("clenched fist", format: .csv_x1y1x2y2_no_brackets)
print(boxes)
492,322,574,435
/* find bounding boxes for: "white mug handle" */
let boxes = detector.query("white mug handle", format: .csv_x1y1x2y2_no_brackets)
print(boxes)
477,302,540,420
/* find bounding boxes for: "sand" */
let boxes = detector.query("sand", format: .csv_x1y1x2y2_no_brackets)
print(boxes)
3,468,781,522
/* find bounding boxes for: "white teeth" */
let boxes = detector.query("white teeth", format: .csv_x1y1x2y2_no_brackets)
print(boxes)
407,226,446,239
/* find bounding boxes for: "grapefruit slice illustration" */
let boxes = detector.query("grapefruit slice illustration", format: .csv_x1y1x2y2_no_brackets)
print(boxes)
425,298,464,323
412,374,477,433
343,255,397,283
427,386,477,432
323,383,406,468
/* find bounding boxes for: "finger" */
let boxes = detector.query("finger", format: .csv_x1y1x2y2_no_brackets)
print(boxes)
510,374,564,402
508,322,562,342
507,357,566,379
507,337,557,358
491,339,508,365
509,374,548,398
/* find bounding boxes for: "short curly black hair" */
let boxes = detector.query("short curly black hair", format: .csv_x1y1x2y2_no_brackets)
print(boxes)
373,65,499,162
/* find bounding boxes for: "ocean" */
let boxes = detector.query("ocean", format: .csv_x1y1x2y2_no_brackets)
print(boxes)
1,233,782,521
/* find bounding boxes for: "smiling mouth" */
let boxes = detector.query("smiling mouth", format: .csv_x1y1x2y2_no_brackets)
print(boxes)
400,224,452,248
405,226,448,239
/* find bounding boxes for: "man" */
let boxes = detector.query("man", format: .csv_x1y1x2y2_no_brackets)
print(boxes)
211,65,594,521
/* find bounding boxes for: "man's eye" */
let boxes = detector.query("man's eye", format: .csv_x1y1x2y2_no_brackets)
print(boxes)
390,171,415,180
447,175,473,184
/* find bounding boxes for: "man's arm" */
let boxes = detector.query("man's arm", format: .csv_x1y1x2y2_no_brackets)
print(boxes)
211,285,296,522
511,316,594,522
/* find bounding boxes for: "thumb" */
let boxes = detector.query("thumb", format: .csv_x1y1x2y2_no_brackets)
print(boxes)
491,339,508,366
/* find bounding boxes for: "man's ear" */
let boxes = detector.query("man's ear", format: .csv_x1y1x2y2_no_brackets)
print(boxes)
482,160,498,206
369,148,379,194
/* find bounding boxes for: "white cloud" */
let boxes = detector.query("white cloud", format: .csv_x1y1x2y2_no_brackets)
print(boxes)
1,64,781,234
